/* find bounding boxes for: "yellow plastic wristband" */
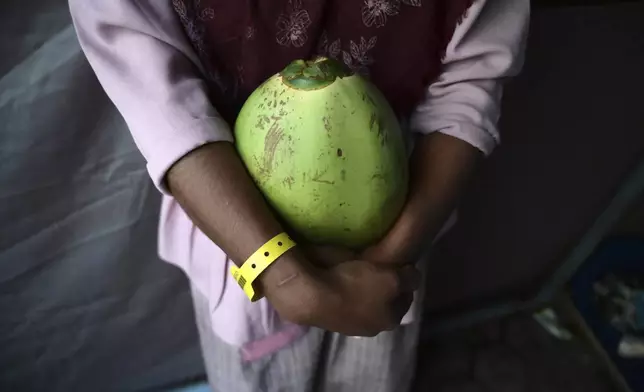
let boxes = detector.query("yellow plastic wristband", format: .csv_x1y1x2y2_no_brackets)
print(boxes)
230,232,296,302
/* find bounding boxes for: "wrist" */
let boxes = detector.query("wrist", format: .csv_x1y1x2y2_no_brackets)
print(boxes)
368,134,480,263
258,247,322,324
257,247,307,290
363,200,442,264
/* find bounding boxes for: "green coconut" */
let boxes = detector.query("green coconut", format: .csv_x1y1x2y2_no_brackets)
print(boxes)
234,57,408,248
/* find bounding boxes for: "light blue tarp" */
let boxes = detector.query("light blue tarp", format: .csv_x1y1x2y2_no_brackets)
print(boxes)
0,2,204,390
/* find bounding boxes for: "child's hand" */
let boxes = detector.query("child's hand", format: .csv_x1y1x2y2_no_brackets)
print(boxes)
308,259,419,336
261,248,419,337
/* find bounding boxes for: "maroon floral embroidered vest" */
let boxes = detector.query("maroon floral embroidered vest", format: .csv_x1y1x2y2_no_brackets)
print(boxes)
172,0,474,125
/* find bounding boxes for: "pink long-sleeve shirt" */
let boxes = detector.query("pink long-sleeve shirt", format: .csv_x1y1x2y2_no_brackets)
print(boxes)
70,0,529,361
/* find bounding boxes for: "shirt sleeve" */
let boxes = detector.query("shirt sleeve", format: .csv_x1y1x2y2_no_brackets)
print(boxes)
410,0,530,155
69,0,233,194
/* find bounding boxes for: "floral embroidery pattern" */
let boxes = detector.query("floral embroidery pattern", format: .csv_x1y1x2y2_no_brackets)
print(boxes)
173,0,245,97
237,65,245,86
195,0,215,20
361,0,400,28
361,0,423,28
318,33,378,76
317,31,341,59
276,0,312,47
245,26,256,40
172,0,215,57
342,37,378,75
174,0,427,98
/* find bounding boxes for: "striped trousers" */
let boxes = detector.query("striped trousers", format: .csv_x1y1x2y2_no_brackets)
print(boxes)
192,287,422,392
